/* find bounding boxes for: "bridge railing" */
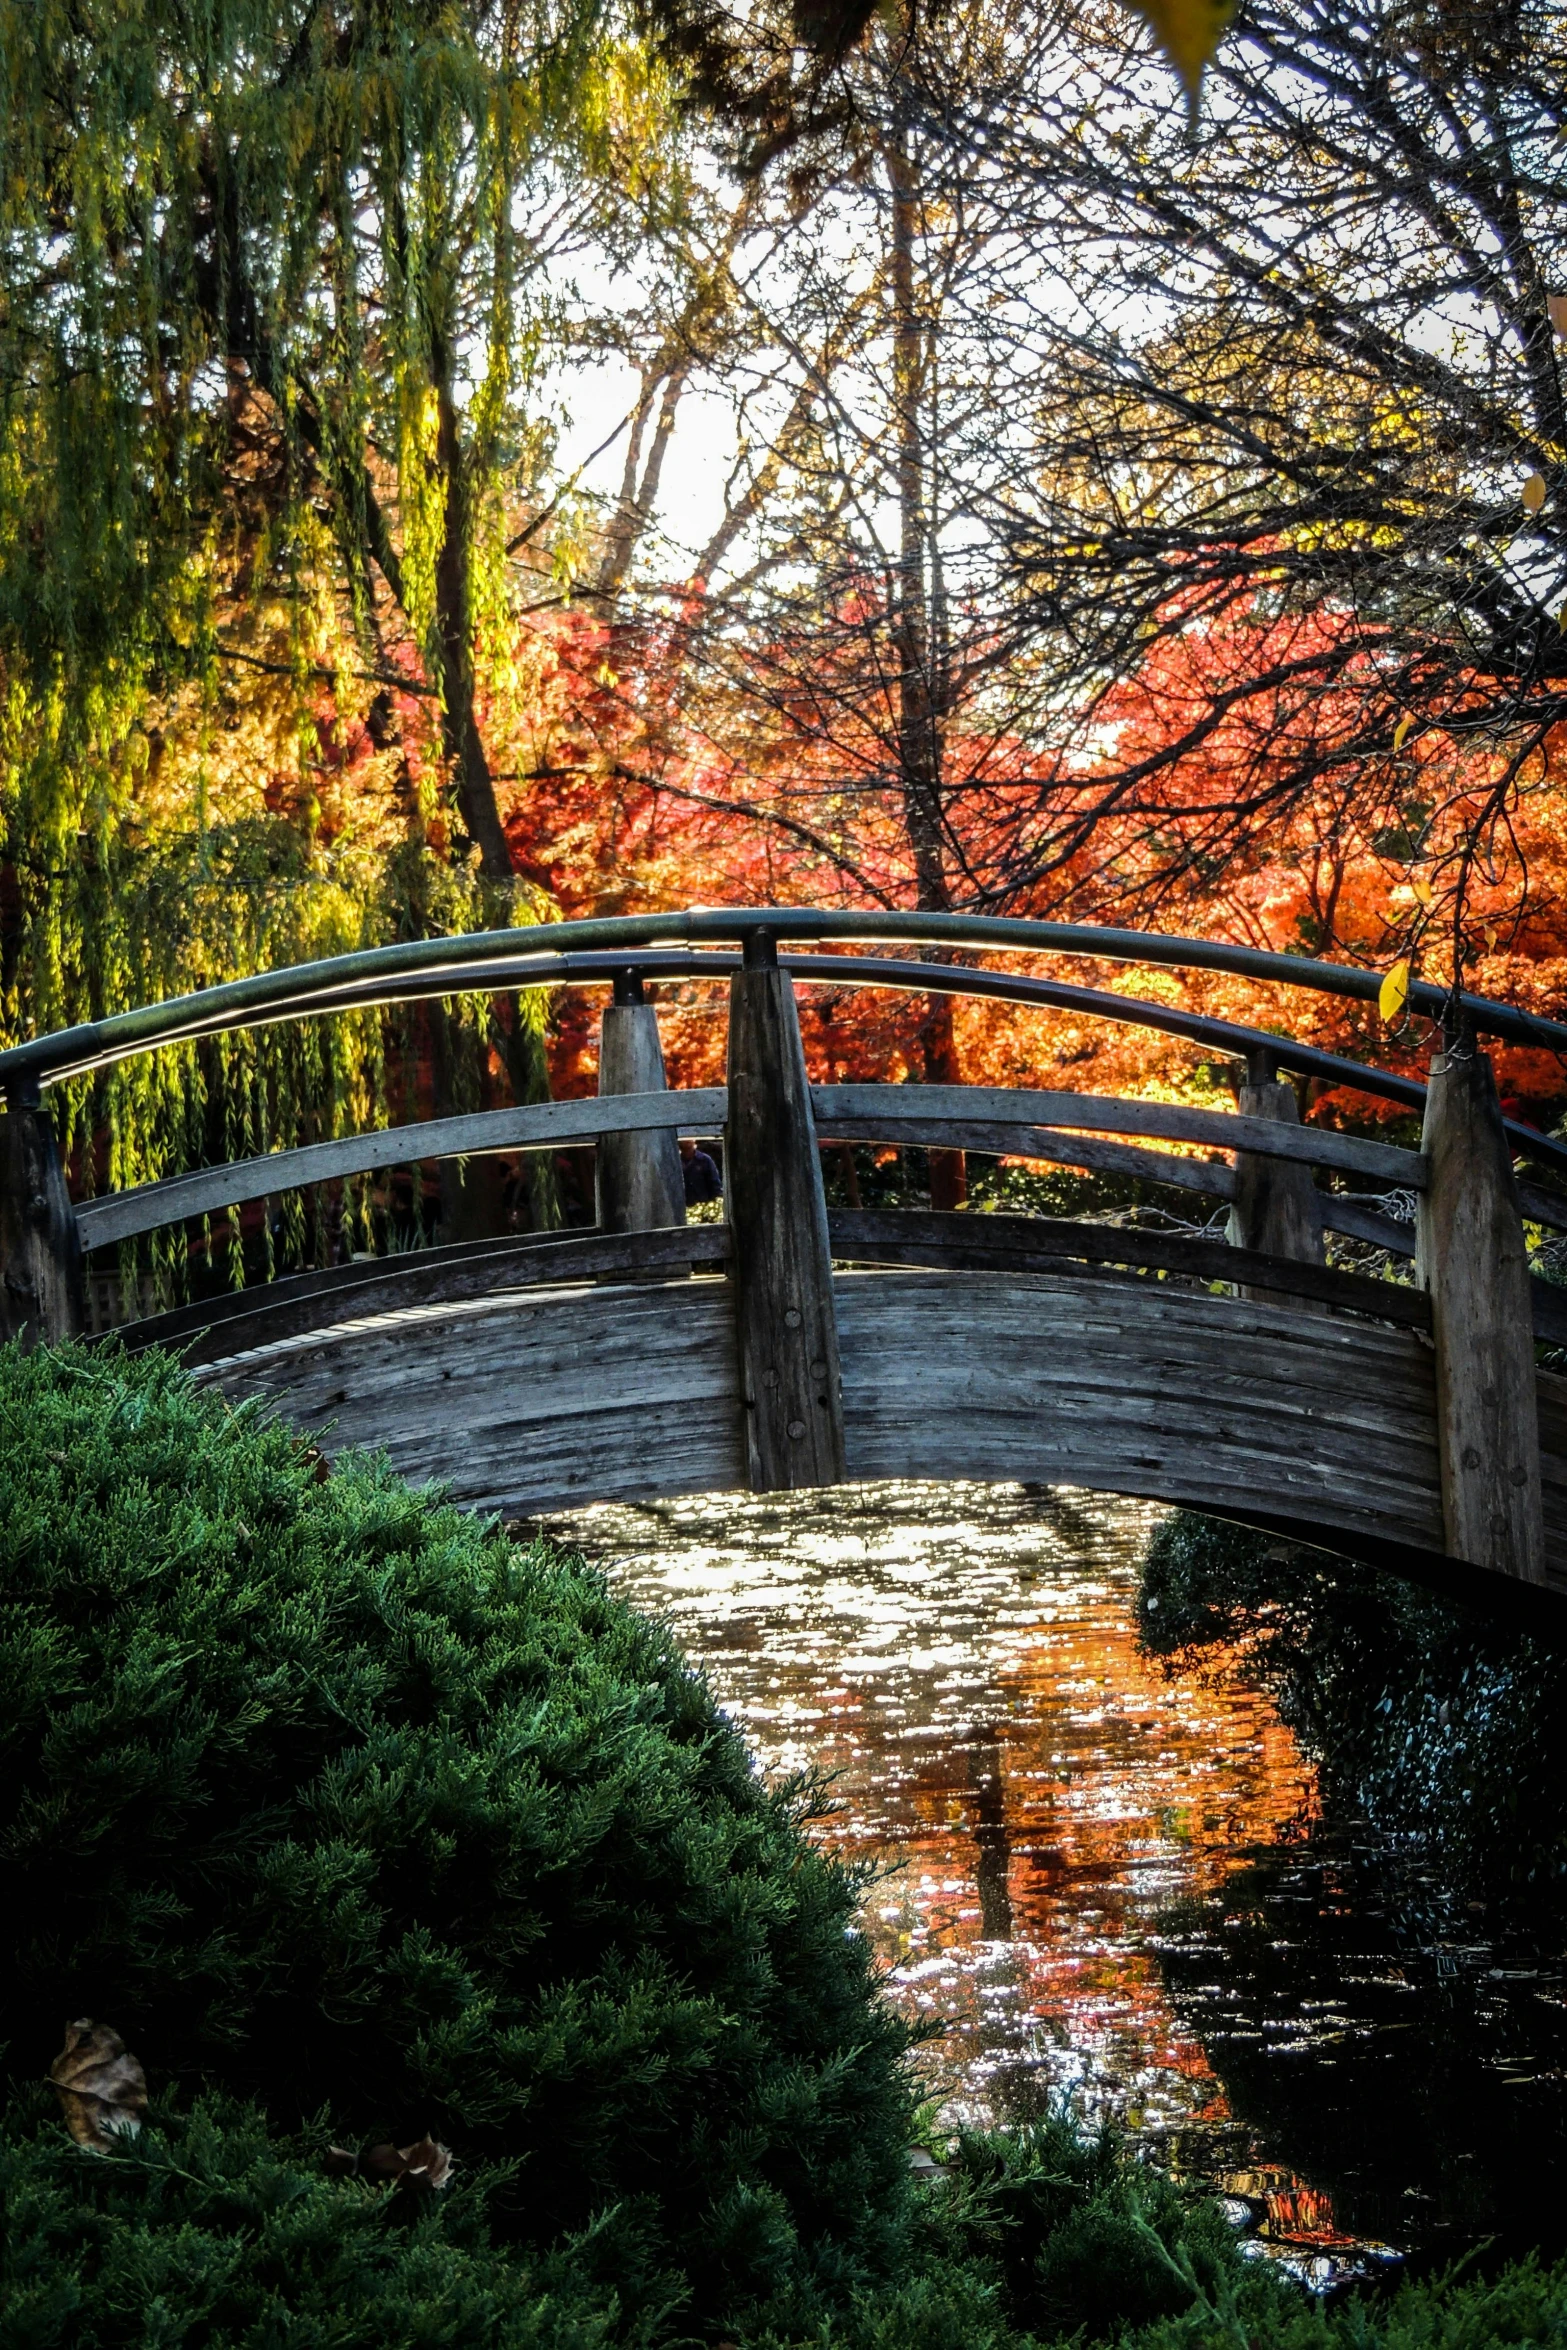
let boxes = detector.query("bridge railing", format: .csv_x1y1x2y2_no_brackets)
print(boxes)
1,907,1563,1587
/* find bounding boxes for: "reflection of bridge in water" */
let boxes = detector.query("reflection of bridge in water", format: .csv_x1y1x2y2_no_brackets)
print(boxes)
4,906,1567,1618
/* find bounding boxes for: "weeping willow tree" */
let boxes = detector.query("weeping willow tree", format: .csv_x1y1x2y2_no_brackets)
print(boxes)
0,0,675,1276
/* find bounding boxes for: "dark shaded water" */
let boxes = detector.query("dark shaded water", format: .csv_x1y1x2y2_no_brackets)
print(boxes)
553,1482,1567,2284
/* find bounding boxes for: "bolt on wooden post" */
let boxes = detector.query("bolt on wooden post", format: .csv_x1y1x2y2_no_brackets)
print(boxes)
1228,1048,1327,1307
0,1078,83,1346
1416,1032,1545,1583
595,970,688,1245
725,931,846,1491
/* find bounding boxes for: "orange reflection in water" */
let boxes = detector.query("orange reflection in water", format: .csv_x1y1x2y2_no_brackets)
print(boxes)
559,1480,1316,2144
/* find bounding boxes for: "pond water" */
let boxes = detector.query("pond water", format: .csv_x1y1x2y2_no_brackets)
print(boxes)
552,1481,1567,2285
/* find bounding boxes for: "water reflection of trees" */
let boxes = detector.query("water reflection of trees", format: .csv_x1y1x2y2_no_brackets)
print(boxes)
1139,1510,1567,2264
961,1723,1014,1941
1154,1832,1567,2264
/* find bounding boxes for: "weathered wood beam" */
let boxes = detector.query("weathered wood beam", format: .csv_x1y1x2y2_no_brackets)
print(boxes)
726,943,846,1489
1416,1043,1546,1583
1228,1057,1327,1310
827,1208,1433,1329
953,1124,1238,1203
595,977,688,1244
812,1084,1424,1186
111,1224,730,1362
75,1090,727,1252
0,1092,83,1345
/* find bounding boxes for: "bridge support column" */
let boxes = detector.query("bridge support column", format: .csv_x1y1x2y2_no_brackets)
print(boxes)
595,972,687,1242
1228,1050,1326,1307
1417,1038,1545,1583
0,1082,83,1347
726,933,846,1491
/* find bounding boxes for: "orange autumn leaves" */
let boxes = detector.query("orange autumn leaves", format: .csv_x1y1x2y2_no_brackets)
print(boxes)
493,599,1567,1121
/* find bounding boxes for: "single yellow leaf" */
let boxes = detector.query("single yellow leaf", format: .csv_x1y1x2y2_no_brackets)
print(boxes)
1549,293,1567,340
1484,924,1498,949
1411,878,1433,908
1378,959,1411,1024
1523,472,1548,514
1392,714,1412,751
1123,0,1234,107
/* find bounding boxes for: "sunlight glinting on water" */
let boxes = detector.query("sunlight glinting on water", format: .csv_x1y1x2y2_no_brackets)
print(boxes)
552,1479,1317,2138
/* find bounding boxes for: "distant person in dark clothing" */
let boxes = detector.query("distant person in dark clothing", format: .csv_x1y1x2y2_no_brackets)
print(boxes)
681,1138,723,1204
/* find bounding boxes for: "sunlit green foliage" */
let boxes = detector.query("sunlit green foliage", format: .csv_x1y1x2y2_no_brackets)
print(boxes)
0,0,677,1204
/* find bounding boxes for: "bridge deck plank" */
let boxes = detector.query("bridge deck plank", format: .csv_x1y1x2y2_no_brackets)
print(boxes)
832,1270,1445,1554
191,1260,1459,1565
197,1278,744,1514
113,1224,730,1363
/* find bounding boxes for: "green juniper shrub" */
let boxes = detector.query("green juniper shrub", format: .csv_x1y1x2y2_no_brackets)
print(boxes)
0,2088,629,2350
936,2115,1251,2343
0,1342,915,2327
1128,2249,1567,2350
734,2112,1294,2350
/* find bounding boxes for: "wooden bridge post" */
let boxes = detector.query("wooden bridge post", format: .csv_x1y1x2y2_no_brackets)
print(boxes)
595,971,688,1239
1228,1048,1327,1306
0,1078,83,1346
726,931,846,1490
1416,1032,1545,1583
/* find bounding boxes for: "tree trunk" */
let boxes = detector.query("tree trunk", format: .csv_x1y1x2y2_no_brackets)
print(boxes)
888,104,964,1211
433,367,515,885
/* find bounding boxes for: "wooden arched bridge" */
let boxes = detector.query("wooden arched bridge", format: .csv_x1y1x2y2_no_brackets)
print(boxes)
5,907,1567,1623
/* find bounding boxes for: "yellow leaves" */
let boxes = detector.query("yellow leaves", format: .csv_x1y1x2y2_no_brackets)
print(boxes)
1378,959,1411,1024
1411,878,1433,908
1392,714,1412,751
49,2020,146,2151
1484,923,1499,950
1122,0,1235,109
1523,472,1548,514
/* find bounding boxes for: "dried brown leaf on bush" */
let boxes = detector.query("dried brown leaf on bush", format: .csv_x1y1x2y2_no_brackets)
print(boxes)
324,2135,455,2194
48,2020,147,2151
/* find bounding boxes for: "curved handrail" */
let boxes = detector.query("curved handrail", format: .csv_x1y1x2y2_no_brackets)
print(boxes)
74,1089,728,1252
74,1080,1443,1254
22,933,1567,1190
5,904,1566,1095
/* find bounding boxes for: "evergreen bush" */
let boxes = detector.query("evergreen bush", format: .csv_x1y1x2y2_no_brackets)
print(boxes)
0,2090,625,2350
0,1342,914,2326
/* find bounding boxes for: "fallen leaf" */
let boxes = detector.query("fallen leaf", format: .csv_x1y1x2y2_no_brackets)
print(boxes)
394,2137,455,2193
48,2020,147,2152
1485,925,1499,949
324,2136,455,2194
1393,714,1412,751
1549,293,1567,340
1411,878,1434,908
1378,959,1412,1024
1524,471,1548,514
